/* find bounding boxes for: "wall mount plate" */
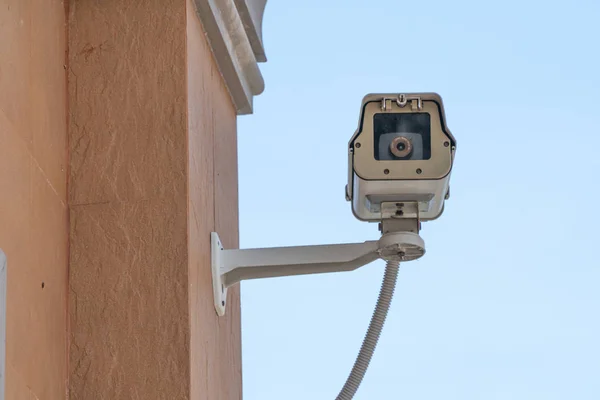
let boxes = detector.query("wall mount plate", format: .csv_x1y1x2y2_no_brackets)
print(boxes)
211,233,227,317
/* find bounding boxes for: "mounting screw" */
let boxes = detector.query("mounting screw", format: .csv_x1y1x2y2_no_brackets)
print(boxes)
384,169,390,175
444,141,450,147
355,142,361,148
416,168,422,174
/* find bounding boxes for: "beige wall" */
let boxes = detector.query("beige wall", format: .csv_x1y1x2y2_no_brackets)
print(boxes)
0,0,69,399
67,0,190,398
1,0,244,398
187,1,243,398
67,0,242,399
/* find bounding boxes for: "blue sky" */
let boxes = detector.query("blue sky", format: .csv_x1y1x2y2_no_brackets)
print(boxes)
237,1,600,398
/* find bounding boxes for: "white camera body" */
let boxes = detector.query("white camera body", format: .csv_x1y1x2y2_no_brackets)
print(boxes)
346,93,457,222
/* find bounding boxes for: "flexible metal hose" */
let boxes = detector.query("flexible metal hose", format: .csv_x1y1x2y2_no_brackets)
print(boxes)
336,259,400,400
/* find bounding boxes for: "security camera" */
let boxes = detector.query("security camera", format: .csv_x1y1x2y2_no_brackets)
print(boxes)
346,93,457,223
212,92,459,400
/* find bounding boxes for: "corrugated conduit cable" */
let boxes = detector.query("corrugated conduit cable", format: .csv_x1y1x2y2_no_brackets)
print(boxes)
336,259,400,400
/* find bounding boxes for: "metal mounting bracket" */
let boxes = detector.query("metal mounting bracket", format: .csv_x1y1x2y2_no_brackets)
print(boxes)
210,230,425,316
211,233,227,316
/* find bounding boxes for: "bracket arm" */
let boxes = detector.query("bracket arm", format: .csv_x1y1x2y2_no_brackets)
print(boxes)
221,241,380,287
211,233,380,316
210,230,425,316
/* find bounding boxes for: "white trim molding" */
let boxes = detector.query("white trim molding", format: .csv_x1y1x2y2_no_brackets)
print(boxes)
233,0,267,63
193,0,268,115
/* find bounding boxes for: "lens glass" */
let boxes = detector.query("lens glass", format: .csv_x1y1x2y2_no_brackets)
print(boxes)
373,113,431,160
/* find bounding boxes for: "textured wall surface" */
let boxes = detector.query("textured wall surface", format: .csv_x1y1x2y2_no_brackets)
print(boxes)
0,0,69,399
68,0,242,398
187,1,243,399
68,0,190,398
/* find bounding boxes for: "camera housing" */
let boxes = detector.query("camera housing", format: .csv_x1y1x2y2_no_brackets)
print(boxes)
346,93,457,222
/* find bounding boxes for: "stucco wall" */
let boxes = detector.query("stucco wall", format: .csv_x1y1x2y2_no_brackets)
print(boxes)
67,1,190,398
67,0,242,398
1,1,244,398
0,1,69,399
187,1,243,398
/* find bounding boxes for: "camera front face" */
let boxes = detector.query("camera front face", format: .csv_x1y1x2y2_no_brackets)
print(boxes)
374,113,431,161
346,93,456,222
351,94,453,181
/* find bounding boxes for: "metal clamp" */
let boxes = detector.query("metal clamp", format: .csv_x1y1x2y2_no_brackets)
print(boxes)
381,94,423,111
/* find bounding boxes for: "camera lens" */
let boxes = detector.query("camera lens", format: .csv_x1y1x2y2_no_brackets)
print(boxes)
373,113,431,160
390,136,412,158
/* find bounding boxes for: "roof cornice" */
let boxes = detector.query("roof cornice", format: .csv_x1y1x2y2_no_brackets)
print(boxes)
192,0,267,115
